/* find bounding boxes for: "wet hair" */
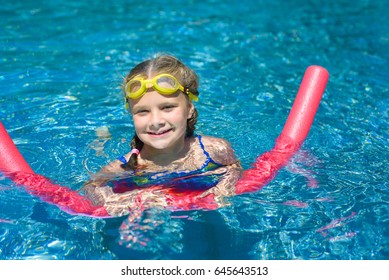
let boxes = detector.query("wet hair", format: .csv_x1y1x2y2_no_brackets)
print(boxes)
121,55,200,170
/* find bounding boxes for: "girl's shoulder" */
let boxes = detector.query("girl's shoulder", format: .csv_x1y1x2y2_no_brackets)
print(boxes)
198,135,237,165
100,154,130,173
199,135,230,147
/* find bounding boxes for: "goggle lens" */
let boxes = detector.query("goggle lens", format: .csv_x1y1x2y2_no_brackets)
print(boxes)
156,76,177,88
125,74,198,101
154,76,179,94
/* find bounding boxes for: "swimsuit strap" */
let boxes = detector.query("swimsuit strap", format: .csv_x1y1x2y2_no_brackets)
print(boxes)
197,135,220,170
117,155,127,164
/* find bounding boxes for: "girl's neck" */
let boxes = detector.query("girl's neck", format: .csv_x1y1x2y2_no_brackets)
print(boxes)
140,137,192,167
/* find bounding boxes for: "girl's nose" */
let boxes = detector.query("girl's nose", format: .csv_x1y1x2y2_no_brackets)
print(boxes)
149,110,165,129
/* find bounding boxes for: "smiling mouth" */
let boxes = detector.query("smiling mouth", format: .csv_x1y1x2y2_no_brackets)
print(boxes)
148,128,173,136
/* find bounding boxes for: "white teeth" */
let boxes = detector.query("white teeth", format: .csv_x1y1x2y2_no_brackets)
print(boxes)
149,129,171,135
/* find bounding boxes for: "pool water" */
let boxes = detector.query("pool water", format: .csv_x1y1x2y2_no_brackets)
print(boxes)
1,0,388,259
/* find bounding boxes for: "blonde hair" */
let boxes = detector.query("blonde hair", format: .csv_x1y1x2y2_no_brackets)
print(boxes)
122,55,200,170
123,54,199,97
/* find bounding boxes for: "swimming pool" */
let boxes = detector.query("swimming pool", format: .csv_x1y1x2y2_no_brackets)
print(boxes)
1,0,388,259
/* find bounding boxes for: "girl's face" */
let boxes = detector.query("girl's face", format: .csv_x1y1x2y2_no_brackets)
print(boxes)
129,89,194,155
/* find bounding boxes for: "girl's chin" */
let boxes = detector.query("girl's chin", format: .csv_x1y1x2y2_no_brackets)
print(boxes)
141,134,187,151
141,136,173,150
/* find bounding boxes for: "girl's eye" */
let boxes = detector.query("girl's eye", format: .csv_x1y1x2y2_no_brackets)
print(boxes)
134,109,149,115
162,105,176,111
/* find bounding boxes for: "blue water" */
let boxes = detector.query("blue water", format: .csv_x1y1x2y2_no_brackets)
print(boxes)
1,0,388,259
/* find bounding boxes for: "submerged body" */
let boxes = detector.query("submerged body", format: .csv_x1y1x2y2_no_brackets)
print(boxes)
111,135,229,193
83,133,241,216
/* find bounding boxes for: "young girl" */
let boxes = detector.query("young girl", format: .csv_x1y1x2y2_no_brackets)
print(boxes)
82,55,242,216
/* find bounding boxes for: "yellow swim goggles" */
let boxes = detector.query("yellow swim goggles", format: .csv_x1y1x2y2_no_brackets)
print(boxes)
124,73,198,102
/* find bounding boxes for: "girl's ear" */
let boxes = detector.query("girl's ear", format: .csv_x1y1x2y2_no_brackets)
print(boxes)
187,102,195,119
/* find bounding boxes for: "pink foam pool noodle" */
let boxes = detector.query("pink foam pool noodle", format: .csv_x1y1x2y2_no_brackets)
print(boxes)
0,123,34,174
235,66,329,194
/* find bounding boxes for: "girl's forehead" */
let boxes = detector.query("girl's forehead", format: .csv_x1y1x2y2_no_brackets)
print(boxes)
130,90,185,106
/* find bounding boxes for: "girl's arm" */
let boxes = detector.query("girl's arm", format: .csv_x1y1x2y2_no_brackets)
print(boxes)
81,156,169,216
81,157,129,205
198,136,243,201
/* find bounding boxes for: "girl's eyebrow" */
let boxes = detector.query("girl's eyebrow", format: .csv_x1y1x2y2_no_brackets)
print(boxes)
159,101,179,106
132,104,148,109
131,104,149,112
131,97,181,111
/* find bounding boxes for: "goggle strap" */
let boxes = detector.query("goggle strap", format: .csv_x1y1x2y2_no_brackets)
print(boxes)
184,88,198,102
183,87,193,100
